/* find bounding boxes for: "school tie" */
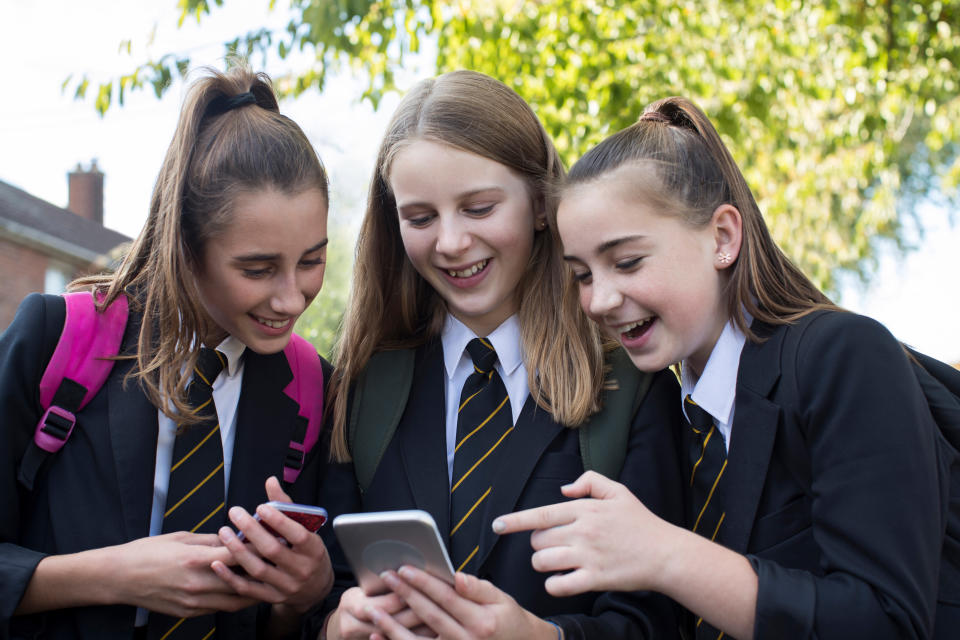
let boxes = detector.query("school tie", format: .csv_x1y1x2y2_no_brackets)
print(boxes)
148,347,226,640
449,338,514,574
683,394,728,640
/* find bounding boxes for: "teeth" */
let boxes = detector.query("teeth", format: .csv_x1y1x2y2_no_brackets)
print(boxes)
257,317,289,329
447,259,488,278
620,318,652,333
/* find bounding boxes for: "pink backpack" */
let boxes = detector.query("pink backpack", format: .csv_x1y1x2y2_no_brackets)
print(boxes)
19,291,324,489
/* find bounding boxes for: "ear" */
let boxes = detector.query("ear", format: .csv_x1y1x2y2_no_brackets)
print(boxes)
533,195,548,231
711,204,742,270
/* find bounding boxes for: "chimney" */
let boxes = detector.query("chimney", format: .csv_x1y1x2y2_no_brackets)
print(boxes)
67,159,104,225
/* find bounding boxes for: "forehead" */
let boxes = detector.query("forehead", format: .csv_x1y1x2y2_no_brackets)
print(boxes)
388,139,529,200
209,187,328,252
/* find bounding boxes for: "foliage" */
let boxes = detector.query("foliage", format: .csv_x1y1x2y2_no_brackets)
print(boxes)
76,0,960,291
294,219,353,359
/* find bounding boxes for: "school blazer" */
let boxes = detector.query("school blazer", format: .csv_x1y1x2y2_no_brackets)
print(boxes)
699,311,946,639
0,293,330,640
318,340,685,640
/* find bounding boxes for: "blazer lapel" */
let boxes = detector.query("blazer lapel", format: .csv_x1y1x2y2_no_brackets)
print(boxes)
474,397,564,571
228,349,301,511
398,342,453,537
721,322,784,553
107,311,159,541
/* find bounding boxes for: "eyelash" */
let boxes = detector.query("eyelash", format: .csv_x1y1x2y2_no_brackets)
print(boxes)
616,257,643,271
465,204,494,216
242,258,324,278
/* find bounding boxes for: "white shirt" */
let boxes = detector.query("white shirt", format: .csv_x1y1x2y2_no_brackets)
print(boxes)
680,319,748,453
441,315,528,484
136,336,246,625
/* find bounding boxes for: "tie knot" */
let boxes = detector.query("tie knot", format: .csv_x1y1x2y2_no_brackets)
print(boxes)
465,338,498,374
683,395,714,433
194,347,226,388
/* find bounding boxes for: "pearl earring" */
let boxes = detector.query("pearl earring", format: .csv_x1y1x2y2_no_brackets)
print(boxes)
717,252,733,265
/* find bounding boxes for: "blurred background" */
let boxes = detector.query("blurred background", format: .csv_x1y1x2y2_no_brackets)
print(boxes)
1,0,958,365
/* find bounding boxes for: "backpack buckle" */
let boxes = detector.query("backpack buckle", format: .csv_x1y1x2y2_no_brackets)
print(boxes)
35,406,76,453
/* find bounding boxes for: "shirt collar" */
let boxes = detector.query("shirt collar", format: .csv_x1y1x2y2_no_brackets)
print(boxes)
209,335,246,378
441,314,523,380
680,317,748,427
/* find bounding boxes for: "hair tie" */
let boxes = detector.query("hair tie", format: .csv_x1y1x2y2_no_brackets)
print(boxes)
205,91,257,118
638,110,671,124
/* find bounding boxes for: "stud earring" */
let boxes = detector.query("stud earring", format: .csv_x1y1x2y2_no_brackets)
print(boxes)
717,252,733,265
536,220,547,230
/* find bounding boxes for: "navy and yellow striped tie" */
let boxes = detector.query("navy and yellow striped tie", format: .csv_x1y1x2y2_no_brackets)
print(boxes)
684,394,727,640
148,347,226,640
449,338,513,574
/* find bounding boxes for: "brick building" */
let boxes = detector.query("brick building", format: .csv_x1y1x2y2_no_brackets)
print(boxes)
0,161,130,329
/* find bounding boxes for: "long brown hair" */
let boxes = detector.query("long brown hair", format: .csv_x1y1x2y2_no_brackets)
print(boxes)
328,70,604,461
559,96,837,342
72,62,328,424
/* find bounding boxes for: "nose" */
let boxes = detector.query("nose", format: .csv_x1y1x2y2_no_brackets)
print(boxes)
270,270,308,317
587,273,623,317
434,215,471,256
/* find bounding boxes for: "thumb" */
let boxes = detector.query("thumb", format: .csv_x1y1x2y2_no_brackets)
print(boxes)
264,475,291,503
560,470,623,500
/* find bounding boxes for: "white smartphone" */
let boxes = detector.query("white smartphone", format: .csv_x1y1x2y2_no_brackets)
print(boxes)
332,509,456,595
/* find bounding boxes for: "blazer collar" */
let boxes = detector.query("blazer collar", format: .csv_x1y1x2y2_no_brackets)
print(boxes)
721,320,784,552
473,397,563,570
228,348,301,510
399,342,454,537
108,309,160,541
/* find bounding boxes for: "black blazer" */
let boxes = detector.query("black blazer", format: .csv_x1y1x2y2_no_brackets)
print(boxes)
318,340,685,640
694,311,946,639
0,293,331,640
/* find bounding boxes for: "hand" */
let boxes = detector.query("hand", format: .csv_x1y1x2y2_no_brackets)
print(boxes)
211,476,334,615
115,531,256,617
328,586,432,640
492,470,681,597
367,567,556,640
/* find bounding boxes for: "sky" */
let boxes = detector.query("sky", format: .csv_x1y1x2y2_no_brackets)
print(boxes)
2,0,959,365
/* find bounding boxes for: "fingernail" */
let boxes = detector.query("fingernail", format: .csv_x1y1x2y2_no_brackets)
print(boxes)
364,605,382,623
492,518,505,533
380,571,398,587
397,565,413,579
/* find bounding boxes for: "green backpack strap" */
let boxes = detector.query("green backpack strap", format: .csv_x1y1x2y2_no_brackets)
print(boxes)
578,348,654,479
348,348,416,493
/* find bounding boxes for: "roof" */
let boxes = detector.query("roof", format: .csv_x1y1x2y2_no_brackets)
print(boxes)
0,178,130,264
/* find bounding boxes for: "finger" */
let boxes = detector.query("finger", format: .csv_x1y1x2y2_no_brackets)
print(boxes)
264,475,291,503
529,545,582,574
452,571,502,605
218,521,294,590
382,570,462,634
367,606,420,640
210,559,286,603
255,501,314,549
559,470,622,500
543,568,595,598
176,532,226,547
491,502,577,535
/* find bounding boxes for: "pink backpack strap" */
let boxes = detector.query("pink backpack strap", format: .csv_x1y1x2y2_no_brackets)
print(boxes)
35,292,128,453
281,332,325,483
19,291,129,491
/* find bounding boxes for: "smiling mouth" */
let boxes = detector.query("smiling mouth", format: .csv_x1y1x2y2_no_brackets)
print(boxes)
254,316,290,329
618,317,654,339
446,259,489,278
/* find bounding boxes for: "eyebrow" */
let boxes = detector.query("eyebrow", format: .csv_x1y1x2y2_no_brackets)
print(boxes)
396,186,504,209
563,235,647,261
232,238,328,262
